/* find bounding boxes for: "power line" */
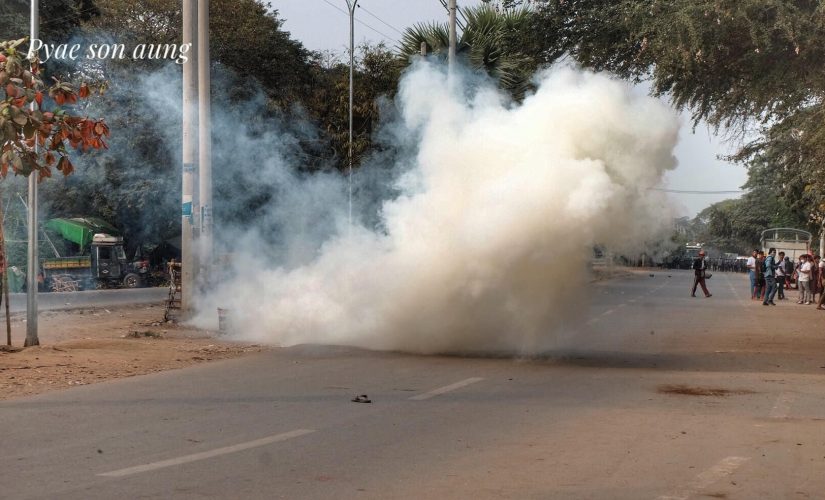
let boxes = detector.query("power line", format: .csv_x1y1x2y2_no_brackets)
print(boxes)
438,0,466,30
319,0,396,42
39,6,99,28
358,5,405,36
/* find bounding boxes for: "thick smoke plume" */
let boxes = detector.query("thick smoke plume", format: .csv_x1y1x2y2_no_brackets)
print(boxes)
197,63,679,354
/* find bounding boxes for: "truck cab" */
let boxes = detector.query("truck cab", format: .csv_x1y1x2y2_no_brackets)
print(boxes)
90,234,128,283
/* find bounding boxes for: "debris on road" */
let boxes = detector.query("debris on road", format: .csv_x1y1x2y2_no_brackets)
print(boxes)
351,394,372,403
658,385,756,397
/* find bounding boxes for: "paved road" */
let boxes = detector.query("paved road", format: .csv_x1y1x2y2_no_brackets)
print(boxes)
6,287,167,313
2,270,825,499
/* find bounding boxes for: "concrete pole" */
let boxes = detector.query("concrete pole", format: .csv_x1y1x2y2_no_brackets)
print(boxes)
25,0,39,347
346,0,358,226
198,0,212,284
181,0,198,313
448,0,457,67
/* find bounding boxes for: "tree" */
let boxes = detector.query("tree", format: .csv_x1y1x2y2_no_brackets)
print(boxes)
306,43,402,172
1,38,108,181
398,4,538,99
531,0,825,230
1,37,109,346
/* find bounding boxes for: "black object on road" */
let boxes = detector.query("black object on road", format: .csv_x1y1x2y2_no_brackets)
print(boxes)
351,394,371,403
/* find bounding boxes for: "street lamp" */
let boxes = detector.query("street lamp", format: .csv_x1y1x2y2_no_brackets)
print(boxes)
346,0,358,227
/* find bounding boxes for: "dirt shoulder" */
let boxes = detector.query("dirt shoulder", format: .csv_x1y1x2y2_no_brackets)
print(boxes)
0,304,266,401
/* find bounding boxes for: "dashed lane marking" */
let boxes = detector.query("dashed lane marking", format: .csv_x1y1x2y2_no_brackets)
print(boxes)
98,429,316,478
655,456,750,500
409,377,484,401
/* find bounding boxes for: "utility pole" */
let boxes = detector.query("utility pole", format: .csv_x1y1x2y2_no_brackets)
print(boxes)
181,0,198,314
346,0,358,227
448,0,457,68
421,41,427,56
198,0,212,284
25,0,39,347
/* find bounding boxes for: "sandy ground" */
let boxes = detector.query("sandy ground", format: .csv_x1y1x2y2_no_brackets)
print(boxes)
0,304,266,400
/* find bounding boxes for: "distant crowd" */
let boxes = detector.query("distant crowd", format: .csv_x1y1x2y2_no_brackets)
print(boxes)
663,256,748,272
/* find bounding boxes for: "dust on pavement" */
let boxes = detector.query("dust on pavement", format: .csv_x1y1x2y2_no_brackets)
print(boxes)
0,304,266,400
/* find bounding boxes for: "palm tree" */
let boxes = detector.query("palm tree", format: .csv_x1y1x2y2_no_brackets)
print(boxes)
397,5,536,99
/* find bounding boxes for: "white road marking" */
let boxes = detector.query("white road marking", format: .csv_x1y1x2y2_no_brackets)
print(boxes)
410,377,484,401
769,392,795,419
656,456,750,500
98,429,315,478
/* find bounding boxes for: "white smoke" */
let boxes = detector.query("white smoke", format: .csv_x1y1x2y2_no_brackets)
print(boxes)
197,63,679,354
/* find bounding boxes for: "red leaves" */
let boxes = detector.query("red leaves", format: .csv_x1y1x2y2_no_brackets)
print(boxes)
1,40,106,182
55,156,74,176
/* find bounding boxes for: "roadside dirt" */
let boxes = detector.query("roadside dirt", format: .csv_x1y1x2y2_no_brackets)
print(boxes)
0,304,266,400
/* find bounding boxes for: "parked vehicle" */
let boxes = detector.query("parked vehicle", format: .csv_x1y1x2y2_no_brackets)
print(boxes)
761,228,812,261
40,217,147,291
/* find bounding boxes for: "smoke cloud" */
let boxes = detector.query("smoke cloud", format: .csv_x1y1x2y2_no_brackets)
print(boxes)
196,63,679,354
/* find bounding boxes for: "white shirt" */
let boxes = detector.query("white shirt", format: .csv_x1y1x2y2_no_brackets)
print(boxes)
799,262,812,282
747,256,756,270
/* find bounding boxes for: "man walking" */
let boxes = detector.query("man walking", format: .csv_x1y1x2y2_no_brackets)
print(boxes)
691,249,712,298
763,248,778,305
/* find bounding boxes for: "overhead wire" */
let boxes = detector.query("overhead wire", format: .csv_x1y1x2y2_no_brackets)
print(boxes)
319,0,396,43
357,5,405,36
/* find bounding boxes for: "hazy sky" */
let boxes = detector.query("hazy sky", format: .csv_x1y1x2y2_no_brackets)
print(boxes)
273,0,748,217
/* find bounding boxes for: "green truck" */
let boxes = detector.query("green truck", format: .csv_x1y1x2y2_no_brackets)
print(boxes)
41,217,147,291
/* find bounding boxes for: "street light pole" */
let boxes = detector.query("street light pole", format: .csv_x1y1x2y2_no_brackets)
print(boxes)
25,0,39,347
346,0,358,227
448,0,456,68
198,0,212,283
181,0,198,314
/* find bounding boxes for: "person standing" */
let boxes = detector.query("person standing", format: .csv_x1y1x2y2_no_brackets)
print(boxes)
747,249,758,299
763,248,778,306
798,254,813,305
691,249,712,298
776,251,787,300
754,251,765,301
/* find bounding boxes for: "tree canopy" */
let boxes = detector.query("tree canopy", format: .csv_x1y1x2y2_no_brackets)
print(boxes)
531,0,825,230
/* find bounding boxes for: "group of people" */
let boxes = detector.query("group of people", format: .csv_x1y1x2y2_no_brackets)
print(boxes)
689,248,825,306
747,249,825,306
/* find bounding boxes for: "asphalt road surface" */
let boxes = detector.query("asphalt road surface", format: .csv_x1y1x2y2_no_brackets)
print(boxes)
2,270,825,499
